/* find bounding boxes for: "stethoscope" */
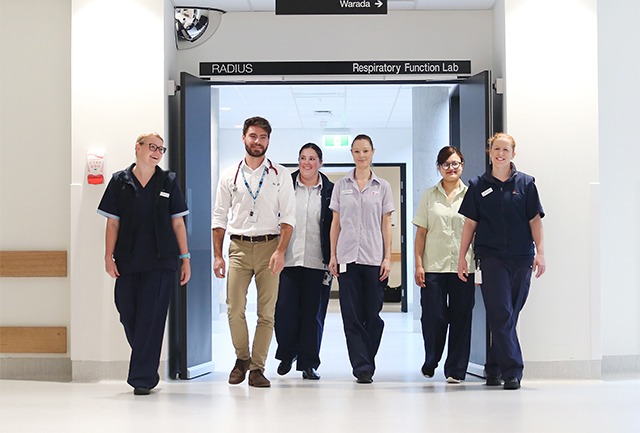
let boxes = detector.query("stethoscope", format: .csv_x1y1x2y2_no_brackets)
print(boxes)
231,158,278,192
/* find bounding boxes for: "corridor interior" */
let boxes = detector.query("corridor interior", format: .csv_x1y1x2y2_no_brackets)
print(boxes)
2,303,639,433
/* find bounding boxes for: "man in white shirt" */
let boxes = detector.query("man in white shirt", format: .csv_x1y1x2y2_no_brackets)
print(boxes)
212,116,296,387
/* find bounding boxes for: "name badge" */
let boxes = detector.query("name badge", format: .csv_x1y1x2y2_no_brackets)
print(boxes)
159,191,170,198
342,189,354,195
248,208,259,223
371,190,379,195
481,187,493,197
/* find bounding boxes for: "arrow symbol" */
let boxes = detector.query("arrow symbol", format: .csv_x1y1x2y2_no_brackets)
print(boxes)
376,0,383,7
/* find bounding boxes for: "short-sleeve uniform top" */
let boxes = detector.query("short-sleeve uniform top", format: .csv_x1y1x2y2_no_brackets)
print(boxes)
458,164,544,259
98,165,189,274
329,169,394,266
412,181,474,273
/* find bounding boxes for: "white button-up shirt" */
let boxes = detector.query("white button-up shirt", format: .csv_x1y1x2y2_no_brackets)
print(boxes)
212,158,295,235
284,174,325,270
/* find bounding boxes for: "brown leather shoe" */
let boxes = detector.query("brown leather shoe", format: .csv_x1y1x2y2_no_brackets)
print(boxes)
228,358,251,385
248,369,271,387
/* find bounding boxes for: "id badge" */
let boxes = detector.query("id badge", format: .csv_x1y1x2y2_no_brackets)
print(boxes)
248,208,259,223
474,269,482,285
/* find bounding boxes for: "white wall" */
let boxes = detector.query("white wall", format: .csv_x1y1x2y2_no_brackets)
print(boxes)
0,0,71,375
69,0,168,380
502,0,601,377
176,11,493,78
597,0,640,375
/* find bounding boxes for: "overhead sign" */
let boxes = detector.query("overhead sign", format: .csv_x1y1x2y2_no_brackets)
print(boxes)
199,61,471,77
323,135,351,147
276,0,387,15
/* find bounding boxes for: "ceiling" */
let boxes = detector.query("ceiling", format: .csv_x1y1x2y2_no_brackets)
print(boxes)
194,1,492,129
174,0,496,13
217,83,454,130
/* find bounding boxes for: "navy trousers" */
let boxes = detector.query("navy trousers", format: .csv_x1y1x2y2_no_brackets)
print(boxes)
421,272,475,379
275,267,331,370
479,255,533,381
338,263,385,377
114,269,175,389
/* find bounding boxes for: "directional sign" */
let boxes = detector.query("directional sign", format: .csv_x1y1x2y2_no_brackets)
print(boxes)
276,0,387,15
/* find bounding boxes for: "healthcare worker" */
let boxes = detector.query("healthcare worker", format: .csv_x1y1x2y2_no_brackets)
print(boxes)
275,143,334,380
413,146,475,384
98,132,191,395
329,134,394,384
458,133,545,390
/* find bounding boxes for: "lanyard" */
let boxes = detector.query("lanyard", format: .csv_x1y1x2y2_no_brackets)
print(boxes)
232,158,278,192
241,165,267,209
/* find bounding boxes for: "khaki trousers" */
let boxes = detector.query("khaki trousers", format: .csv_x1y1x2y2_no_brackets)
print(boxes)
226,237,279,371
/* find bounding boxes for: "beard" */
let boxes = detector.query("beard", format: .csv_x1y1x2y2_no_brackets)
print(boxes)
245,143,267,158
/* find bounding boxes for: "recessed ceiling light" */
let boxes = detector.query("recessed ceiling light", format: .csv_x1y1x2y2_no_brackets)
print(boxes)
220,107,231,111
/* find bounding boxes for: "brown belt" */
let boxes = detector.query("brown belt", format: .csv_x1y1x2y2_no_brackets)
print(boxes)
230,234,279,243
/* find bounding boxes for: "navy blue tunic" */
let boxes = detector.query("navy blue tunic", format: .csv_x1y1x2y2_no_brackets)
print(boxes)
458,164,544,259
98,164,188,273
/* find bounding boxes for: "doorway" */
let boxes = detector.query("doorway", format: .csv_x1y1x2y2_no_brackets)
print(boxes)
168,72,496,379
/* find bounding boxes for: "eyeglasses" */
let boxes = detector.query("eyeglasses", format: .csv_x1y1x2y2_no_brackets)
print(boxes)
440,161,462,170
147,143,166,154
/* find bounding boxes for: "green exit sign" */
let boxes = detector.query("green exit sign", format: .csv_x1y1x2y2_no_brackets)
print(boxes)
323,135,351,147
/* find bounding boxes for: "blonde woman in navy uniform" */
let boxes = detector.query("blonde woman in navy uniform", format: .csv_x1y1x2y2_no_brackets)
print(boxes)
458,133,545,390
98,132,190,396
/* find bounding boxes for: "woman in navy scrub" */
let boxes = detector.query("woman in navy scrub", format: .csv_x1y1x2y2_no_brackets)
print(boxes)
97,133,191,395
274,143,333,381
329,134,394,384
457,133,545,390
413,146,475,384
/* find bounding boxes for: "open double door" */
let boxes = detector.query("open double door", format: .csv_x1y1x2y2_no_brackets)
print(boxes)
450,71,497,376
167,71,497,379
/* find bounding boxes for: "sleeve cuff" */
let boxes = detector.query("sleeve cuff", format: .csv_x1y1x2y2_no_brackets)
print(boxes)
171,210,189,218
97,209,120,220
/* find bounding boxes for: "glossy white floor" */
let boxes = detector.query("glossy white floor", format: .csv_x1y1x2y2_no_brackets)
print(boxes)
2,303,639,433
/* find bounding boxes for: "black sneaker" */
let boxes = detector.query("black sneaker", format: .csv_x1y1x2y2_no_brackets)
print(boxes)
277,358,295,376
276,361,293,376
485,375,503,386
421,363,435,378
503,377,521,390
302,367,321,380
133,387,150,395
356,371,373,384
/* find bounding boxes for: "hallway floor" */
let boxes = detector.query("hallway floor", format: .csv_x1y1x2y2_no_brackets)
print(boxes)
2,306,639,433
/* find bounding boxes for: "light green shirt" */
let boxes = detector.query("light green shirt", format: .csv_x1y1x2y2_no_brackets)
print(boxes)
412,180,475,273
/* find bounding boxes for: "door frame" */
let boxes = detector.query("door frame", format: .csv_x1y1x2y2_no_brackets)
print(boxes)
169,72,498,376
